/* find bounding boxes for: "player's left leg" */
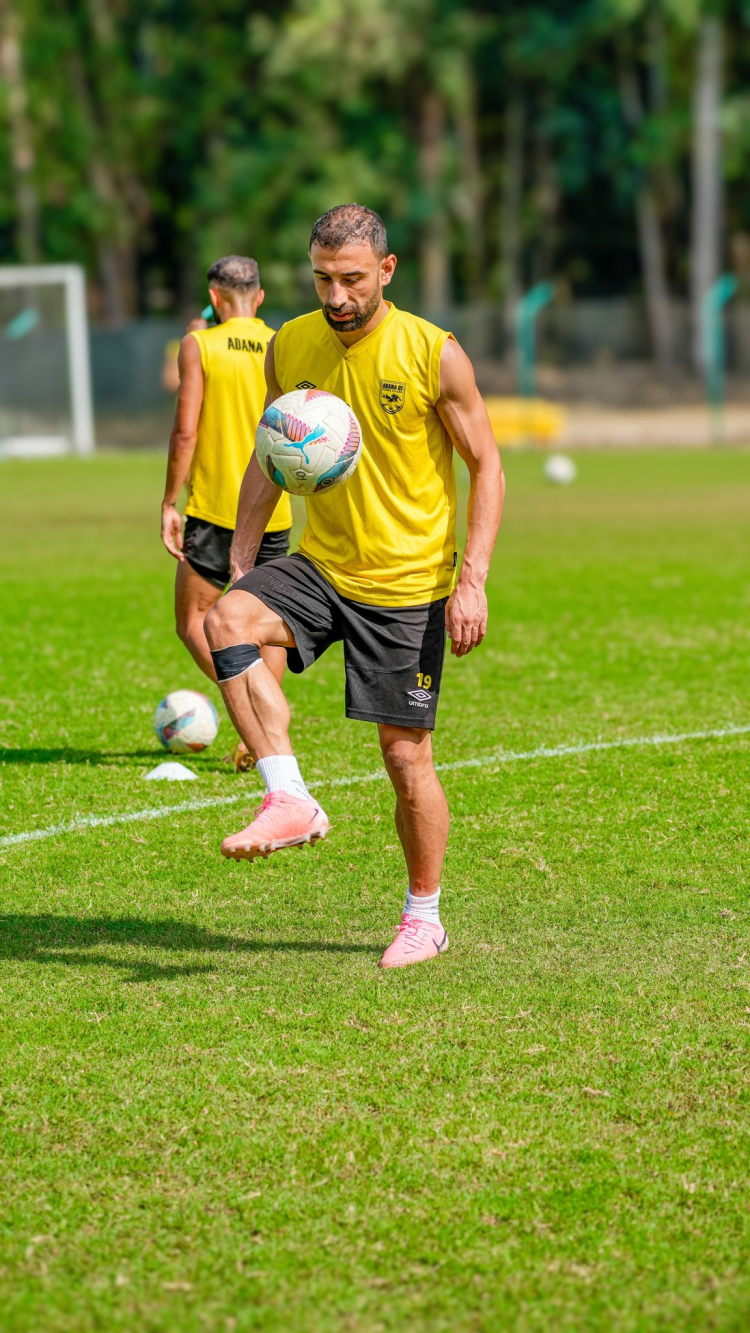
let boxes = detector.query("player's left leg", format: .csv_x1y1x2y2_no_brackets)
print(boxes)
338,592,449,966
379,727,449,887
377,725,450,969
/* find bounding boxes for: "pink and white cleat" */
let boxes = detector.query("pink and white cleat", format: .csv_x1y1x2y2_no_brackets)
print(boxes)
221,790,329,862
378,913,449,969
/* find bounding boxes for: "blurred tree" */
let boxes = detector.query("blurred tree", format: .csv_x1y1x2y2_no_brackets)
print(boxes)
241,0,483,312
493,3,596,342
0,1,40,263
0,0,747,354
499,95,525,340
1,0,163,318
614,0,678,367
59,0,150,321
418,87,450,310
449,48,486,301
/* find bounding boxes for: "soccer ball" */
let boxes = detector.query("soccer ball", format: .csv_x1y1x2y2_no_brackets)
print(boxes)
255,388,362,496
154,690,219,753
544,453,577,485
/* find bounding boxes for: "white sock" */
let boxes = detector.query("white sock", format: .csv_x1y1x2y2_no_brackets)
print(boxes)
256,755,311,801
405,887,441,926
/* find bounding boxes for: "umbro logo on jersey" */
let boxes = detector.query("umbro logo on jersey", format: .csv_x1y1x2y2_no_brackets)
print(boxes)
296,380,316,389
407,688,433,703
379,379,406,414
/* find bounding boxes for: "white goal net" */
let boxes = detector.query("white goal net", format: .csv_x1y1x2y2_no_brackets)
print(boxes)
0,264,94,457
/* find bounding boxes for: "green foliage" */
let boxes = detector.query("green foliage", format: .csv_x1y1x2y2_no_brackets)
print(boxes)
2,1,750,311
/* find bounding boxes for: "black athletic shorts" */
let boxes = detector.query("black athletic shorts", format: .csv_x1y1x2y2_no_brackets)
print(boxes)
183,517,291,590
232,553,447,730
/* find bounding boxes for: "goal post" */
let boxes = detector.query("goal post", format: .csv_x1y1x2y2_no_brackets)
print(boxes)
0,263,95,456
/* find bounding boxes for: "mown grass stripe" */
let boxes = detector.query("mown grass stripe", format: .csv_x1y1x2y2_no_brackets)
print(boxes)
1,721,748,851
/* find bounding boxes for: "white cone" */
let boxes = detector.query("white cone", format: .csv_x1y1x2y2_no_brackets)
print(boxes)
144,761,198,782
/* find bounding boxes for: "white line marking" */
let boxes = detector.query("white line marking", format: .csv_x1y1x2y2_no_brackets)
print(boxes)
1,721,748,851
0,793,253,850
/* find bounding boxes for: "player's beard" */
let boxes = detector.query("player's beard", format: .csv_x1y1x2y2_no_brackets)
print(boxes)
322,286,382,333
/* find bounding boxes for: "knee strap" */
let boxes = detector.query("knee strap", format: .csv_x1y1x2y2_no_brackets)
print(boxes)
211,643,262,682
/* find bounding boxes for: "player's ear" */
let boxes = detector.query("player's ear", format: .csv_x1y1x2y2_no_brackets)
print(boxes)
256,287,265,309
381,254,397,287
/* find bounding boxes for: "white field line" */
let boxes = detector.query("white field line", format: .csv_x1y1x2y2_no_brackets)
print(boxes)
1,721,749,852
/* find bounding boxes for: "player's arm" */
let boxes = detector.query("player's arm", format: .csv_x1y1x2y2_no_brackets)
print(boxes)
436,338,505,657
229,335,285,583
161,335,204,560
161,340,180,396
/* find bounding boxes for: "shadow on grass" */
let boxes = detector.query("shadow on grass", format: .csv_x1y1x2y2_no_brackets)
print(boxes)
0,747,234,773
0,913,376,982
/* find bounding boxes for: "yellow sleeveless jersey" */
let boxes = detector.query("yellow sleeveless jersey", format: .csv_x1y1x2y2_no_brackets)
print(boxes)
185,316,292,533
274,303,455,606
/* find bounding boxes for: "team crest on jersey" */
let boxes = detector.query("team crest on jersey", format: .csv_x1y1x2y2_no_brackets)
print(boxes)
379,379,406,414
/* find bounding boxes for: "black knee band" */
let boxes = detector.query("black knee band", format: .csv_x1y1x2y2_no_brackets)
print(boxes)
211,643,262,682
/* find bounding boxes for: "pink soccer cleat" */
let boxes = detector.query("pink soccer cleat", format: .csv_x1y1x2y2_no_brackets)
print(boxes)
221,790,329,862
378,913,449,969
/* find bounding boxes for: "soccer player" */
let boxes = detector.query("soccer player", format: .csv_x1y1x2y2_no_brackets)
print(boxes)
204,206,504,968
160,255,292,701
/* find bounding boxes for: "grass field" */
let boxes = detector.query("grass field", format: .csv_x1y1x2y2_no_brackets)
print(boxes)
1,448,750,1332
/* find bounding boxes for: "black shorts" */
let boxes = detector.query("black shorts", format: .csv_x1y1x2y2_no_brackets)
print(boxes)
233,553,447,730
183,517,291,590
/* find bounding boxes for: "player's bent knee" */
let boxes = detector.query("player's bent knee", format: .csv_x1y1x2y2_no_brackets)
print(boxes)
203,602,222,641
204,600,245,645
204,594,265,647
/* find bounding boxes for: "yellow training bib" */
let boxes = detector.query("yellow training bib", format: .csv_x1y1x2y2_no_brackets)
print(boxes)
274,303,455,606
185,316,292,534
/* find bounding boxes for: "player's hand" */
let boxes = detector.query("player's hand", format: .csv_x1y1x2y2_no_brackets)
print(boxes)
445,580,488,657
161,502,184,560
229,549,252,586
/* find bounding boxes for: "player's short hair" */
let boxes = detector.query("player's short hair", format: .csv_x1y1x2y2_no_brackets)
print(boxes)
309,204,388,259
206,255,260,293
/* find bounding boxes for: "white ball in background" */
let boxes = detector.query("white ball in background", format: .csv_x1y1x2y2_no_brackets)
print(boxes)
543,453,577,485
153,689,219,753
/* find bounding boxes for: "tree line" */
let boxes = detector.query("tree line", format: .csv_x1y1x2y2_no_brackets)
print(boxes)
1,0,749,369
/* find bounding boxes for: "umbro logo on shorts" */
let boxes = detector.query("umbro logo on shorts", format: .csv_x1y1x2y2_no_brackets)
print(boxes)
296,380,316,389
407,688,433,704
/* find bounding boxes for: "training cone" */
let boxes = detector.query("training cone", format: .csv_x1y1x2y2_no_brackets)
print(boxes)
144,761,198,782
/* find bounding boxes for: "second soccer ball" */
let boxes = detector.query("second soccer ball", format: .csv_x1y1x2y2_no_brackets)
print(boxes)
255,389,362,496
543,453,577,485
154,690,219,754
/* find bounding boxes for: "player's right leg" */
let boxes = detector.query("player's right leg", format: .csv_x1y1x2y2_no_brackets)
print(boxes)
180,518,287,687
204,588,329,860
204,590,296,754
